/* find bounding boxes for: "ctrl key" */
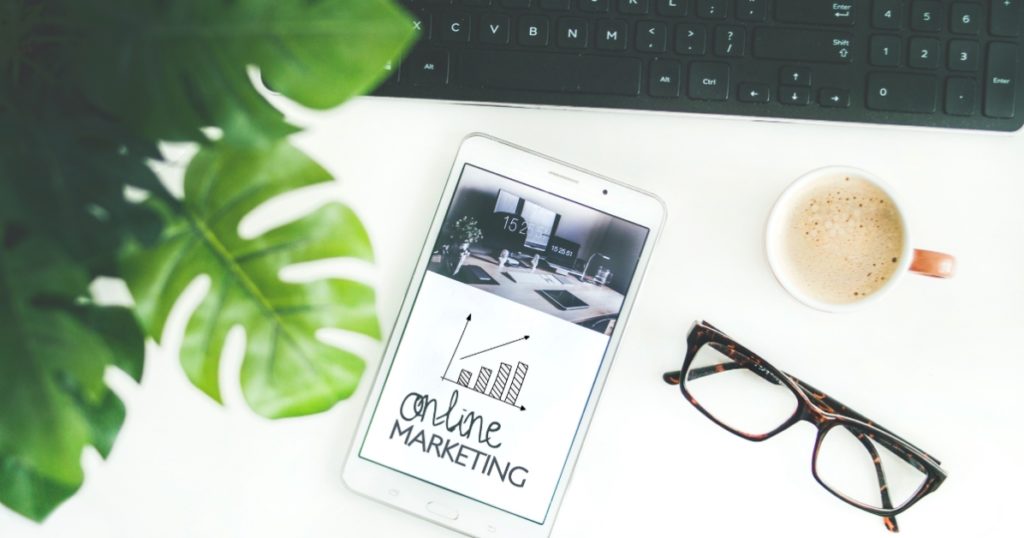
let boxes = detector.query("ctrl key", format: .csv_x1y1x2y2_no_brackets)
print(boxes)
688,62,730,101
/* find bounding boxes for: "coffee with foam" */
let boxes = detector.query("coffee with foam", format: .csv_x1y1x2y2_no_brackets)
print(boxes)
779,175,905,304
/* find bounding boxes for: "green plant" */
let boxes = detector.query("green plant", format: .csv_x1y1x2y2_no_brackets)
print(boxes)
0,0,415,521
448,216,484,246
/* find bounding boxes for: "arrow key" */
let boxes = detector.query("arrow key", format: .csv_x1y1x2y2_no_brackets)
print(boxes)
779,85,811,105
819,88,851,108
738,82,771,103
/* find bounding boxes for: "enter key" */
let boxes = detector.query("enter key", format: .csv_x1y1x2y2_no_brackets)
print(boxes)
985,42,1018,118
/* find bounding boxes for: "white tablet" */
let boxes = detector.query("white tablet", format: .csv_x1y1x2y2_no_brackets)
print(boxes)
344,134,665,537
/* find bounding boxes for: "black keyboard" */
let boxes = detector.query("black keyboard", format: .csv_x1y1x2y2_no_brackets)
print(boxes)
376,0,1023,132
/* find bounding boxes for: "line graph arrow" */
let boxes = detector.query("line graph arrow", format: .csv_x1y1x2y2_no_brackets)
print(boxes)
458,335,530,361
442,314,471,381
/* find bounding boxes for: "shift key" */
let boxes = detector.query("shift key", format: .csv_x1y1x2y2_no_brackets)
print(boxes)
985,42,1017,118
753,28,854,63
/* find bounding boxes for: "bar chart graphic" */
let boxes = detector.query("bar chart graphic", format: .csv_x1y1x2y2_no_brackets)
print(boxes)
443,313,531,411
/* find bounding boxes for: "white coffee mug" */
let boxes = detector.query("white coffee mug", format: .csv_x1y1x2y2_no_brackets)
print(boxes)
765,166,955,313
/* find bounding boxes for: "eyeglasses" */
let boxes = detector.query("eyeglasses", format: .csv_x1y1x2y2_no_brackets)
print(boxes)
663,321,947,533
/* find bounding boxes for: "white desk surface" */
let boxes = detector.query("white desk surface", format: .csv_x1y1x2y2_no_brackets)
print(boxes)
2,97,1023,538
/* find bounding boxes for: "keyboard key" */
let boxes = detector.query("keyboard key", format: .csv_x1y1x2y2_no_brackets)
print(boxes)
872,0,902,29
911,1,942,31
736,0,768,21
558,19,589,48
649,59,682,97
596,20,629,50
867,72,938,113
657,0,688,15
463,0,493,5
637,21,668,52
950,3,981,34
411,13,432,40
440,14,471,42
820,88,852,107
688,62,730,100
738,82,771,102
870,35,902,66
779,85,811,105
697,0,728,19
948,40,979,71
908,37,940,69
780,66,811,86
519,16,550,46
991,0,1021,36
500,0,532,6
580,0,611,12
458,50,642,95
945,77,977,115
753,28,854,63
776,0,856,27
985,42,1017,117
480,14,511,44
540,0,571,9
407,50,450,86
619,0,650,14
675,24,707,54
714,26,746,57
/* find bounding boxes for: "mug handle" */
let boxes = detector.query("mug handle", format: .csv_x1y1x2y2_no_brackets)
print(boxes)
909,249,956,278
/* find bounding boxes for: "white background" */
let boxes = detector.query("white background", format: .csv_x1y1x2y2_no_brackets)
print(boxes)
1,96,1022,537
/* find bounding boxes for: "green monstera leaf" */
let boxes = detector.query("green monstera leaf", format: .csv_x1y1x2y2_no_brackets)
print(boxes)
122,141,379,418
0,225,144,521
65,0,415,147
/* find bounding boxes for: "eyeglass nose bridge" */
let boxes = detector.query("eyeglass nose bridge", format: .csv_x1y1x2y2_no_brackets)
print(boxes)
793,388,841,429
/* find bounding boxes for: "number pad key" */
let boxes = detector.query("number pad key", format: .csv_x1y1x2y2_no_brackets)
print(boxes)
867,72,938,113
945,77,976,115
948,40,979,71
873,0,902,29
714,26,746,57
870,35,902,66
909,37,940,69
951,3,981,34
911,1,942,31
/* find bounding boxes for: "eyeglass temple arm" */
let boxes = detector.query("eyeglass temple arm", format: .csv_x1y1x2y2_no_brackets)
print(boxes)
678,361,783,384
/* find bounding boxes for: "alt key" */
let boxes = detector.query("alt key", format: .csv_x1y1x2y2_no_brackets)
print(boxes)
819,88,851,108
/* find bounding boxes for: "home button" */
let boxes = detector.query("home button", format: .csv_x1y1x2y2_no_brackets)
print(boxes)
426,501,459,520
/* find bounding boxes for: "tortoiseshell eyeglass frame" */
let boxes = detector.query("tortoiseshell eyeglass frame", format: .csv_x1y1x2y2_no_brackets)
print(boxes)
662,321,947,533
